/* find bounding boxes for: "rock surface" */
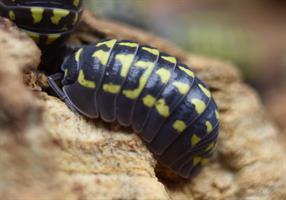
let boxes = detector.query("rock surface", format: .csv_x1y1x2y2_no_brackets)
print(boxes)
0,11,286,200
264,85,286,144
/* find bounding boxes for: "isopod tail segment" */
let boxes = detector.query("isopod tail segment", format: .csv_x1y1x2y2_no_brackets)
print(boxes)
48,39,220,179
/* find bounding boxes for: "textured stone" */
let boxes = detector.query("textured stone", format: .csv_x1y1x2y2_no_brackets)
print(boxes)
0,11,286,200
264,85,286,144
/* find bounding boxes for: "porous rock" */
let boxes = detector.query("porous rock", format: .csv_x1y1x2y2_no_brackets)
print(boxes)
0,10,286,200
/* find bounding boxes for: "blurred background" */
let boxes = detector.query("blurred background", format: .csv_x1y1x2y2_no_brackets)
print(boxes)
85,0,286,133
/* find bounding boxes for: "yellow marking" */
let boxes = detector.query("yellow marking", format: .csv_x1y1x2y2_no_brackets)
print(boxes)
116,54,136,77
75,48,83,62
172,81,190,95
205,121,213,134
205,142,215,152
51,9,70,25
156,68,171,84
61,25,68,31
73,0,80,7
9,10,15,20
123,61,155,99
179,66,195,77
93,50,110,65
213,143,218,150
155,99,170,117
96,39,117,48
215,110,220,119
201,158,209,165
103,83,121,94
78,70,96,88
193,157,202,166
72,13,79,25
199,84,211,98
162,56,176,64
191,134,201,146
64,69,68,77
46,34,61,45
142,95,156,107
31,7,44,24
191,98,206,114
206,143,218,154
134,61,154,69
118,42,138,47
25,31,40,44
173,120,187,133
142,47,159,56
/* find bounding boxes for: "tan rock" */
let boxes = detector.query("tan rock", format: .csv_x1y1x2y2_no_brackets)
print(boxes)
0,10,286,200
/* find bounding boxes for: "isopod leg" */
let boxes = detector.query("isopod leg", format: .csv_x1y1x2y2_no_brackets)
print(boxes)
48,73,65,99
48,73,79,114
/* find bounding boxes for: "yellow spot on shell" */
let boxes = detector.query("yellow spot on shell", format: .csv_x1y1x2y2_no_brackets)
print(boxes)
75,48,83,62
25,30,40,44
64,69,68,77
118,42,138,47
155,99,170,117
201,158,209,165
31,7,44,24
77,70,96,88
116,54,136,77
93,50,110,65
173,120,187,133
205,142,215,152
172,81,190,95
9,10,15,20
142,47,159,56
213,143,218,150
215,110,220,119
199,84,211,98
102,83,121,94
193,157,201,165
162,56,176,64
123,61,155,99
96,39,117,48
134,60,154,69
205,121,213,134
46,34,61,45
156,68,171,84
73,0,80,7
179,66,194,77
191,98,206,114
72,13,79,25
191,134,201,146
142,95,156,107
51,9,70,25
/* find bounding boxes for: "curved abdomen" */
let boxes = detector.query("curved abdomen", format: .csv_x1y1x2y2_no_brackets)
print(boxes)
64,39,220,179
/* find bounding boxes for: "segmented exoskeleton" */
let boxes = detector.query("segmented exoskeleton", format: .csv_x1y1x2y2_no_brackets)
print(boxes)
48,39,220,179
0,0,82,49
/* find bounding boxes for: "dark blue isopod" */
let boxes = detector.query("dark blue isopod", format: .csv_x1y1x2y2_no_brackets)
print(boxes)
48,39,220,179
